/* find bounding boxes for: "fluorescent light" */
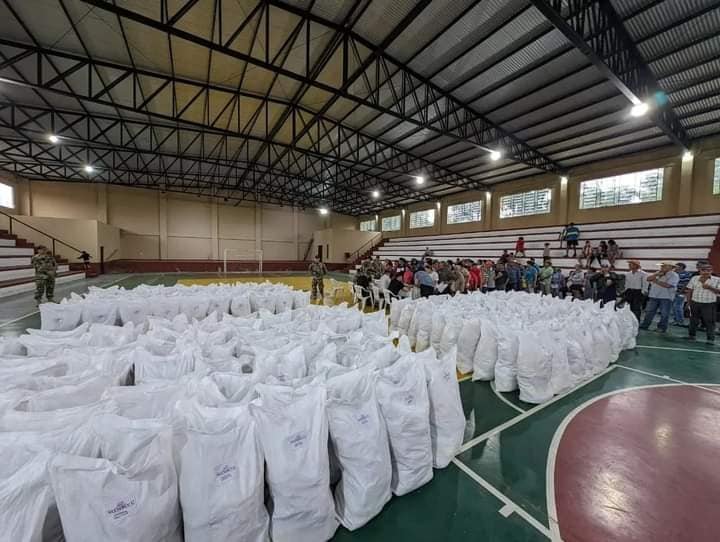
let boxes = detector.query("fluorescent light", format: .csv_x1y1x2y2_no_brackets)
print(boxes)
630,102,649,117
47,134,59,144
415,175,425,185
682,151,693,161
319,207,329,215
83,165,94,173
371,190,380,199
489,150,502,161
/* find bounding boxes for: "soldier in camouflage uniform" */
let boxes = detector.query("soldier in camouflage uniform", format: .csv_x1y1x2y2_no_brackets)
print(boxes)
31,246,57,304
308,256,328,302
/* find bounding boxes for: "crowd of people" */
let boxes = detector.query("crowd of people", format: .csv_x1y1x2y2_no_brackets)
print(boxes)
351,222,719,344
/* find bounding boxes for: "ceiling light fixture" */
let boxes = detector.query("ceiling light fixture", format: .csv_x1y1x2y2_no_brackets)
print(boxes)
415,175,425,185
490,150,502,161
48,134,59,144
319,207,329,215
83,164,94,173
560,176,568,184
682,151,693,161
371,190,380,199
630,102,649,117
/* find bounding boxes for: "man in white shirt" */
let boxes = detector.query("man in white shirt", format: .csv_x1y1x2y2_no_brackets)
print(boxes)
622,260,647,322
685,264,720,344
639,262,679,333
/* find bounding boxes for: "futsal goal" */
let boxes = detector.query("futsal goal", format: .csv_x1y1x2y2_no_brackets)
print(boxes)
222,248,263,275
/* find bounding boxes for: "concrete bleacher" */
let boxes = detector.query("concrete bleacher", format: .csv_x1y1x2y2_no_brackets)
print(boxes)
0,232,85,298
361,215,720,273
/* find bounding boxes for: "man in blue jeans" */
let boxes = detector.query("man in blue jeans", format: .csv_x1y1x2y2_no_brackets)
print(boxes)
639,262,680,333
672,262,691,326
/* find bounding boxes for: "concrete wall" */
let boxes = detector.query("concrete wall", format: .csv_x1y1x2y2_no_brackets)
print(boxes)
360,138,720,235
312,229,380,263
0,178,338,261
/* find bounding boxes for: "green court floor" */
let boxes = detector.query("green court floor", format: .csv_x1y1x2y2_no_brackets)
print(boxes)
1,273,718,541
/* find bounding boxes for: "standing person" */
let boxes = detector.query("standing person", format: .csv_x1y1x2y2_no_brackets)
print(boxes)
515,237,526,257
498,250,510,264
567,264,585,300
494,263,508,292
685,264,720,344
538,260,554,295
587,244,603,268
482,260,496,293
507,261,522,291
591,264,620,307
550,267,565,298
308,256,328,302
622,260,647,322
523,261,538,293
542,242,551,262
563,222,580,257
468,261,482,291
31,246,57,305
581,240,593,266
606,240,621,268
639,262,680,333
78,250,91,271
672,263,692,326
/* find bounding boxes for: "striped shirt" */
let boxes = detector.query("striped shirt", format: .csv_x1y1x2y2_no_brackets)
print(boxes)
687,275,720,303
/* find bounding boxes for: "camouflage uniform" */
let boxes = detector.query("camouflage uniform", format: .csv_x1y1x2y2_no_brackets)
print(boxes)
31,251,57,302
371,258,383,279
308,261,328,301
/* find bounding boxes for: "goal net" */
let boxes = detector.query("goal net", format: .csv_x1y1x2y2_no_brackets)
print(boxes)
222,248,263,275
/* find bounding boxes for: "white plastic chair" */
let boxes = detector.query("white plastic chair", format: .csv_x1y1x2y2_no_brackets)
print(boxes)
327,278,345,304
371,285,385,311
352,285,371,312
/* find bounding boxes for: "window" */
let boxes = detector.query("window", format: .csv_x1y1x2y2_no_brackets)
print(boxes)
447,201,481,224
381,215,401,231
0,182,13,209
579,168,664,209
359,218,376,231
409,209,435,229
713,158,720,195
499,189,551,219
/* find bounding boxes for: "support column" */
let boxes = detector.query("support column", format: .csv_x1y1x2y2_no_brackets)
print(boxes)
255,203,263,254
677,154,694,216
159,193,168,260
485,192,493,231
558,176,569,226
293,207,299,260
210,198,219,259
96,183,108,223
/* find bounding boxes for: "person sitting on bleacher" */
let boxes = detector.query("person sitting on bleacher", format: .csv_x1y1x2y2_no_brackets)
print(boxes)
607,239,622,268
567,264,585,300
498,250,510,264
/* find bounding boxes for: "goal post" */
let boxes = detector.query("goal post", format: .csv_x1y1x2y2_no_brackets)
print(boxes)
222,248,263,275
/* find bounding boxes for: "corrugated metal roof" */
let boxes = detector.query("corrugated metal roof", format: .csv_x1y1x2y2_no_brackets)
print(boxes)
557,136,671,168
352,0,418,48
650,35,720,77
622,0,719,40
637,8,720,61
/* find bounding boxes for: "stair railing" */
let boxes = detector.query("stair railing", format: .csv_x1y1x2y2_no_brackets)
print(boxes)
349,232,383,264
0,209,84,257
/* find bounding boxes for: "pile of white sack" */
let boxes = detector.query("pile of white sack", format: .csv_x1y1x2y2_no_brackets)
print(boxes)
36,281,311,331
0,292,466,542
390,291,638,404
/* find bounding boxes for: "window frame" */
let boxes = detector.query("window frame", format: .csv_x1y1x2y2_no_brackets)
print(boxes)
499,188,552,219
446,200,482,225
359,218,377,231
578,168,664,210
409,208,435,229
381,214,402,232
0,181,14,209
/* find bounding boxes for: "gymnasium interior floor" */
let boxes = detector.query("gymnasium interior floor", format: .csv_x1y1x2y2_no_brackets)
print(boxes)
2,273,718,542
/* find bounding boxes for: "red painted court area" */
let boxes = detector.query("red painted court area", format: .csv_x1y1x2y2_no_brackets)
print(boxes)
554,385,720,542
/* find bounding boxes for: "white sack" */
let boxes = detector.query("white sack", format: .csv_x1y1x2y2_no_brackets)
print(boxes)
516,332,553,404
456,318,481,374
495,330,519,392
40,302,83,332
472,319,498,381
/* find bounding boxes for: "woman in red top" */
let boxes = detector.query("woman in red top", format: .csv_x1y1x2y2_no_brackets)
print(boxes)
515,236,526,257
468,261,483,291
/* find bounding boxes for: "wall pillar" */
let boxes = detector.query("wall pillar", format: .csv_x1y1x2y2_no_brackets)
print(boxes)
159,193,168,259
95,183,108,223
485,192,493,231
677,154,694,216
210,198,219,259
558,176,569,226
293,207,299,260
255,203,263,255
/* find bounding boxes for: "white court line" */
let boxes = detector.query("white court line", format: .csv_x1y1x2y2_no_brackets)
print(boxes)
615,364,720,397
545,379,720,542
0,311,38,328
458,366,617,453
458,374,473,383
452,458,552,540
0,274,129,329
636,344,720,355
490,381,527,414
